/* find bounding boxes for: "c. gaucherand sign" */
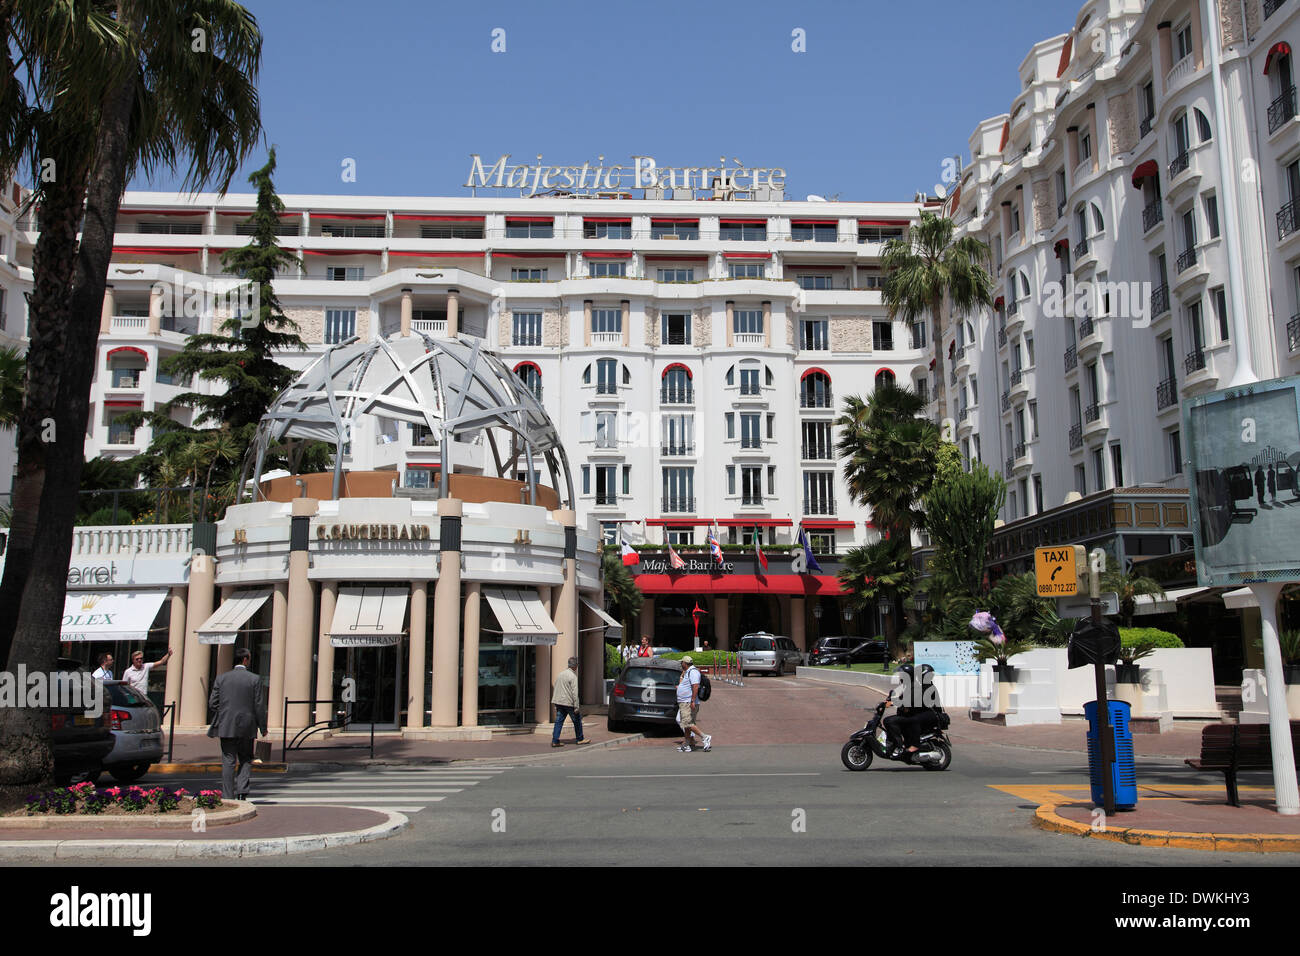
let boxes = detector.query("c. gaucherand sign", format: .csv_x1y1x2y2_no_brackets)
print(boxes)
465,154,786,198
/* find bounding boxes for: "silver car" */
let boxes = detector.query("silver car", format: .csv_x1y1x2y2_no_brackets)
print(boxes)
96,680,164,784
738,633,803,676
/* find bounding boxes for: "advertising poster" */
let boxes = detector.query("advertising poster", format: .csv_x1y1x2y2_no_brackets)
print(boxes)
914,640,980,676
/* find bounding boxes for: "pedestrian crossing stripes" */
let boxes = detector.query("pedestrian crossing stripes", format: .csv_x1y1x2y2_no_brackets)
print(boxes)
250,767,510,813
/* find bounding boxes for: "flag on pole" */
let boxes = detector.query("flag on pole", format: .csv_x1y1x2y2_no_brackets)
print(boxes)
667,540,686,570
707,521,724,565
753,526,768,571
797,522,824,574
620,527,640,567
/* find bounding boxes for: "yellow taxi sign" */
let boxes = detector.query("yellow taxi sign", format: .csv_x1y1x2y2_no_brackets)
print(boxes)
1035,545,1086,597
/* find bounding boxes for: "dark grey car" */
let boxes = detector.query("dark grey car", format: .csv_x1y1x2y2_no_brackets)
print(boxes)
96,680,164,784
607,658,683,732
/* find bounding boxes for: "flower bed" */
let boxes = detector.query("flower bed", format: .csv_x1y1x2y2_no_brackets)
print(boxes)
12,782,225,817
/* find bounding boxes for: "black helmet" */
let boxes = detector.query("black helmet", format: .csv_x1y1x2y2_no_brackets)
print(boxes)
897,663,915,677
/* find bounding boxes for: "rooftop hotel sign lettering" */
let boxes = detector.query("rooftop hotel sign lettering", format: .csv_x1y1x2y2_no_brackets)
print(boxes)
465,154,786,198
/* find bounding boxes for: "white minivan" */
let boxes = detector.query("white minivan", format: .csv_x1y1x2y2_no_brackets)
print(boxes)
738,632,804,676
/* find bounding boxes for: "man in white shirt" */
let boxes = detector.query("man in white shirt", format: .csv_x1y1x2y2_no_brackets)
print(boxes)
675,656,711,753
122,647,173,697
91,653,114,681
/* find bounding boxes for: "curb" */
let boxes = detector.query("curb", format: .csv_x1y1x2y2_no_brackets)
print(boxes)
150,763,286,775
0,809,408,860
1031,802,1300,853
0,800,256,830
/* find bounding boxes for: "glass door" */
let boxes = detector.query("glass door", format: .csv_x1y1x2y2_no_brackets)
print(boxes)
343,644,402,731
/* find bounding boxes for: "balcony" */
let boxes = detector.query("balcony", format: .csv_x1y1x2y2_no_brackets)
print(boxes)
661,496,695,513
1084,402,1102,424
1142,199,1163,232
1279,198,1299,241
1169,149,1191,179
661,386,694,404
802,497,836,516
1176,248,1198,273
997,326,1007,348
1269,87,1297,135
1000,390,1010,413
594,493,618,506
801,444,833,461
1264,0,1284,15
110,315,149,334
1150,283,1170,317
734,332,764,346
959,405,970,423
108,375,142,390
106,426,136,446
1007,299,1020,316
1074,238,1090,259
739,383,762,397
1064,345,1078,372
1069,423,1083,450
1139,115,1153,139
1078,316,1095,340
800,396,834,410
1166,53,1195,90
512,333,542,347
413,319,446,335
1057,199,1067,219
740,437,763,450
661,443,695,457
596,383,617,395
1010,369,1023,387
1004,456,1014,477
1184,349,1207,375
1289,314,1300,353
1156,377,1178,410
591,331,622,346
1014,441,1027,462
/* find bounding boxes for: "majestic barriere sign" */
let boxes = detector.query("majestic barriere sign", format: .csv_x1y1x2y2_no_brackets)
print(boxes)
638,556,736,574
466,154,787,197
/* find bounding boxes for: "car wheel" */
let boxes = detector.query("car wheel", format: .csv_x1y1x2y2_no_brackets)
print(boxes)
109,763,150,785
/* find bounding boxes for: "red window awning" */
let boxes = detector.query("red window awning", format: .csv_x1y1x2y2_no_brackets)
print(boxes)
387,250,479,257
716,518,793,527
117,209,207,217
724,252,770,259
217,209,301,217
505,216,553,223
857,219,909,226
1053,238,1070,258
392,214,483,222
651,217,699,224
107,346,148,364
301,249,376,256
112,247,201,255
493,252,563,259
800,520,856,529
791,218,838,226
719,218,766,225
512,361,541,375
583,217,631,224
1130,159,1159,189
994,295,1006,309
644,254,709,262
314,212,385,220
104,399,143,408
800,367,830,381
1264,41,1291,75
662,362,692,379
584,251,633,259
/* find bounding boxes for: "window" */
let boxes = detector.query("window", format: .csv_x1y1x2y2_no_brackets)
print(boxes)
1011,204,1021,235
1174,22,1193,62
319,221,383,238
589,261,626,278
512,312,542,346
1194,108,1212,143
739,366,761,395
858,225,904,243
808,531,836,554
876,369,896,388
910,320,927,350
505,219,553,238
1140,81,1155,126
1033,474,1044,515
1204,193,1220,239
803,472,835,514
510,267,548,282
1075,463,1087,495
662,365,692,402
1211,286,1229,341
740,466,763,504
740,413,761,449
405,467,437,489
1029,400,1039,438
872,321,894,351
1009,490,1018,520
802,421,833,460
1091,203,1105,236
592,308,623,335
657,268,694,283
1093,447,1108,490
720,221,766,241
725,413,735,439
652,221,699,240
1187,299,1206,354
1080,129,1092,161
666,527,694,545
595,411,618,448
767,465,776,495
324,309,356,344
594,465,617,504
661,313,691,345
583,220,630,239
726,465,735,495
801,371,832,408
800,319,828,351
600,523,620,546
728,262,765,279
796,274,834,290
596,358,618,394
622,465,631,495
139,221,202,235
1110,443,1124,487
792,222,837,242
582,465,589,495
1169,429,1183,474
513,363,542,400
106,413,136,446
421,222,483,239
662,467,694,511
325,266,364,281
662,414,694,455
1018,479,1029,517
734,309,764,335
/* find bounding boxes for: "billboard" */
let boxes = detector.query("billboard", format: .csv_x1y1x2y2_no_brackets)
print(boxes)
914,640,980,676
1184,376,1300,586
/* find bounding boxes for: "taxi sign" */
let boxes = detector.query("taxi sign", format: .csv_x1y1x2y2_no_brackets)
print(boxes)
1035,545,1086,597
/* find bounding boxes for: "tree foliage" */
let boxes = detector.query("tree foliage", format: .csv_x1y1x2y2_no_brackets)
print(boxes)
923,461,1005,610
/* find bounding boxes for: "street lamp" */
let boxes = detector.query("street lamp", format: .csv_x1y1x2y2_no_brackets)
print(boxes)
877,594,891,640
912,590,929,613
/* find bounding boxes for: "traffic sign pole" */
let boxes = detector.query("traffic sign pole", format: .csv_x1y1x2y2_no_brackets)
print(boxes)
1089,548,1114,816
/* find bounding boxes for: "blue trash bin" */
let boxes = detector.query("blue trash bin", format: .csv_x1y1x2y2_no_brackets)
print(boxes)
1083,700,1136,810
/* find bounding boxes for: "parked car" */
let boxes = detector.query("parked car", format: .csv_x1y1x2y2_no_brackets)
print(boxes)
809,636,890,666
650,646,676,658
607,658,683,732
96,680,164,784
50,662,114,786
738,633,803,676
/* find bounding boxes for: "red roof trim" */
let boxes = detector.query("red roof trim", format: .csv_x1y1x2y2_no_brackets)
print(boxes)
790,264,845,270
800,520,856,529
387,250,480,257
644,254,709,262
112,247,201,256
314,212,386,220
489,252,564,259
716,519,793,527
300,249,377,256
800,367,831,382
104,400,143,408
583,251,633,259
583,217,632,224
718,218,766,224
405,463,440,469
216,209,301,217
662,362,692,380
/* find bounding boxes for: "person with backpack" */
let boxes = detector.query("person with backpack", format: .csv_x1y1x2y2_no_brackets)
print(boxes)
675,655,712,752
883,663,940,756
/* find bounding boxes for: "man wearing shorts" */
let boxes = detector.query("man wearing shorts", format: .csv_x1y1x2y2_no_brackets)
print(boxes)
675,656,712,752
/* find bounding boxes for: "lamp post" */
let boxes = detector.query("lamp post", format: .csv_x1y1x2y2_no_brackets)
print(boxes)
812,603,822,643
877,593,893,652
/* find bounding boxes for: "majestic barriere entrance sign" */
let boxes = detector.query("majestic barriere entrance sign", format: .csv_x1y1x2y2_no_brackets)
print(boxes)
638,556,736,574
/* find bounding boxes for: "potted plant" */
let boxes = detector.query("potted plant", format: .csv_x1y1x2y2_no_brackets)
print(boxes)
1115,638,1157,684
1250,629,1300,683
970,611,1030,682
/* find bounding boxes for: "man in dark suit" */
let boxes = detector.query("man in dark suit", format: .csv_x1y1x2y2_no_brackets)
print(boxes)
207,648,267,801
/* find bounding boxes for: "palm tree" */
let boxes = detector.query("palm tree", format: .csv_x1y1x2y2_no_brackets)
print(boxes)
1101,559,1166,628
0,1,263,792
601,550,644,647
837,536,912,648
0,345,23,427
881,212,995,416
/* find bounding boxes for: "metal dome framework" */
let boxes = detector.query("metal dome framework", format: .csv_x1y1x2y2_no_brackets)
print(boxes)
243,333,574,507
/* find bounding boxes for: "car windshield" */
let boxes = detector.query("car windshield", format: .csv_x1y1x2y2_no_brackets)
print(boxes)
107,682,150,707
623,666,679,686
741,638,775,651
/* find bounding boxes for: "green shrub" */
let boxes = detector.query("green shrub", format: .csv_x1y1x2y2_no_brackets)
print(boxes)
604,643,625,678
1119,627,1183,649
658,650,736,666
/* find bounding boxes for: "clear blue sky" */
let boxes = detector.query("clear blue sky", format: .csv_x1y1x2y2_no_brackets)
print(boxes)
135,0,1083,202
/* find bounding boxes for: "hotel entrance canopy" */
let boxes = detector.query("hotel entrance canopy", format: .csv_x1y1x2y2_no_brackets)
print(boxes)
329,586,409,647
197,588,273,645
483,587,559,646
61,589,168,642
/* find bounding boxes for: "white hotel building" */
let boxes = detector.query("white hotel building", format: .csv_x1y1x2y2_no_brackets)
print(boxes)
17,174,928,649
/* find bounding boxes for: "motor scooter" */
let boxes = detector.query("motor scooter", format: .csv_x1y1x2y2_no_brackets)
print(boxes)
840,700,953,771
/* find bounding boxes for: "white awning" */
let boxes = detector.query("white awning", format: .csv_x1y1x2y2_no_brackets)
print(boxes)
482,587,558,646
197,588,273,645
61,590,168,642
580,597,623,640
1222,587,1259,610
330,585,408,647
1133,586,1213,616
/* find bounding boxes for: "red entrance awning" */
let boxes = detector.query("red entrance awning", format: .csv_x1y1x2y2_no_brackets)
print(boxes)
633,574,846,596
1130,159,1159,189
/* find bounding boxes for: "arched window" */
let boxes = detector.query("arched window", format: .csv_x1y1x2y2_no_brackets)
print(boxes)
106,346,148,389
513,361,542,400
726,365,735,386
801,369,832,409
662,364,692,403
582,364,591,385
1194,108,1212,143
1018,271,1031,299
738,359,762,395
1090,202,1105,235
875,368,896,388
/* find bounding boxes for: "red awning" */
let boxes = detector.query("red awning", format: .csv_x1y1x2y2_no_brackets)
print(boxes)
584,251,633,259
583,217,631,224
512,361,541,375
113,247,200,255
104,400,143,408
651,217,699,224
994,295,1005,309
790,218,838,225
723,252,770,259
505,216,553,223
314,212,385,220
716,519,793,527
387,250,479,257
1130,159,1159,189
633,574,846,596
107,346,148,363
644,254,709,262
117,209,206,217
217,209,301,217
1057,34,1074,77
718,218,766,224
1053,238,1069,258
405,463,440,469
791,264,845,270
857,219,909,226
800,520,856,529
662,362,692,379
643,519,702,527
392,214,483,221
493,252,563,259
301,249,376,256
800,367,830,381
1264,41,1291,75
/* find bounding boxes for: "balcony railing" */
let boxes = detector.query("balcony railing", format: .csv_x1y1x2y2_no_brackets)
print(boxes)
740,437,763,450
802,497,836,516
110,315,149,333
949,368,957,386
741,494,765,506
1185,349,1207,375
1064,345,1078,372
661,496,695,513
595,493,618,506
1010,369,1023,387
1078,316,1096,340
596,383,617,395
1176,247,1198,273
512,333,542,347
1014,441,1026,461
413,319,446,335
1139,115,1153,138
1084,402,1102,424
1069,423,1083,450
1142,198,1163,232
1289,314,1300,353
1169,149,1190,178
801,444,833,460
1005,456,1014,477
661,386,694,404
1151,283,1170,316
1007,299,1020,316
800,394,833,409
107,426,136,445
1268,86,1297,135
739,383,762,396
1156,377,1178,410
1264,0,1284,14
1001,390,1010,412
997,326,1007,348
1074,238,1090,258
109,376,141,389
661,443,695,456
959,405,970,423
1278,198,1299,241
591,331,622,345
735,332,764,346
1057,199,1066,219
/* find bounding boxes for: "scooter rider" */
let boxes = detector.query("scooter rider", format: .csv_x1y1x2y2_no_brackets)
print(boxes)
883,664,941,756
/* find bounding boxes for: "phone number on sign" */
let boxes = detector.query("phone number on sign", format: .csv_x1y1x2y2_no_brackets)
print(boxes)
1036,583,1078,595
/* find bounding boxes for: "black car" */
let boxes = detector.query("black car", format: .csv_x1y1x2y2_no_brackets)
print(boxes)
607,658,683,733
50,662,114,785
808,636,890,666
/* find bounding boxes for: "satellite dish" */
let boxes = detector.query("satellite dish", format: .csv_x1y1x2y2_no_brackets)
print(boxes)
805,194,827,202
934,184,948,199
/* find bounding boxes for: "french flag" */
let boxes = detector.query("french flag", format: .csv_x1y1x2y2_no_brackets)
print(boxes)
620,528,640,567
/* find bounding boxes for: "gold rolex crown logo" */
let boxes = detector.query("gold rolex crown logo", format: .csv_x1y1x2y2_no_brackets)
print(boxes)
80,594,102,611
